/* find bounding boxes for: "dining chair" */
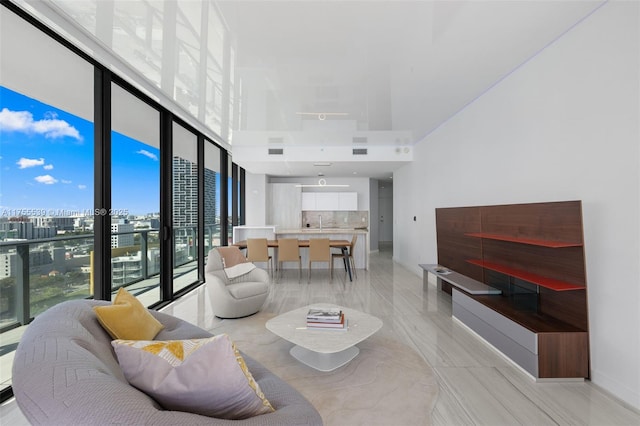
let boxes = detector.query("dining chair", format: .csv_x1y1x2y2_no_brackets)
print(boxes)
308,238,332,283
277,238,301,281
332,234,358,279
246,238,273,276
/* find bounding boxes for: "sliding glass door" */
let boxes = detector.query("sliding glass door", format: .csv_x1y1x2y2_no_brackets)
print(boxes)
172,122,199,293
111,83,161,305
0,5,95,390
204,142,222,260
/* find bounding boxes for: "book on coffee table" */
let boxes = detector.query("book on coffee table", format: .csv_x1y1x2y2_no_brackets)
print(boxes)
307,316,348,330
307,308,343,322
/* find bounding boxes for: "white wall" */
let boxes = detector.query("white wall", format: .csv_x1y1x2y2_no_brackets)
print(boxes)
393,1,639,409
244,172,268,225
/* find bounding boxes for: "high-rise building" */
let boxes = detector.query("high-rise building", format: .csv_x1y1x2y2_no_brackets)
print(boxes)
172,157,198,228
0,246,65,279
204,167,217,227
0,219,56,240
111,219,134,248
173,157,215,257
172,158,218,228
31,217,75,231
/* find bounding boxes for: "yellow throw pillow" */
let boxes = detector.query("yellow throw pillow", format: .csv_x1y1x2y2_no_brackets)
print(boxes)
93,287,164,340
112,334,275,419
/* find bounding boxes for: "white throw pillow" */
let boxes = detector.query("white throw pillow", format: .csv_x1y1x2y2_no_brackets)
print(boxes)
224,262,256,280
111,334,274,420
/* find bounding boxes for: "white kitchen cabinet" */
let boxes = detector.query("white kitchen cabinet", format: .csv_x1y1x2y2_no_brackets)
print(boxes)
339,192,358,210
301,192,316,210
315,193,340,210
301,191,358,211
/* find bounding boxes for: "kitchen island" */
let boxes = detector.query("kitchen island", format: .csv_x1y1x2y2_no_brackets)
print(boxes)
275,228,368,270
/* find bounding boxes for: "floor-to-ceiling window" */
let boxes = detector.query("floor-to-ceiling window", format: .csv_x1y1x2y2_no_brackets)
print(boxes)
172,122,199,293
204,141,222,258
0,1,245,401
111,83,161,306
227,156,234,245
0,5,95,391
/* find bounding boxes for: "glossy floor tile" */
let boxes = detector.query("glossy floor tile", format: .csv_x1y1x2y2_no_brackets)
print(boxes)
2,244,639,425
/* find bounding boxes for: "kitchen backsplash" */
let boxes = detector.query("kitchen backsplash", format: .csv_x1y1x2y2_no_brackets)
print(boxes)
302,211,369,229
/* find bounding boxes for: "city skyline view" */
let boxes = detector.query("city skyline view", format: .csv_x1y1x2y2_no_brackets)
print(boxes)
0,86,161,216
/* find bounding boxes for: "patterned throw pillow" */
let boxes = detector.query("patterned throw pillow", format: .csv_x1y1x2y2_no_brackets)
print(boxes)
111,334,275,420
93,287,164,340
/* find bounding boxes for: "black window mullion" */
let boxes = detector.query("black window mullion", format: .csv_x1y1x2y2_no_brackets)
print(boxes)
197,134,205,282
94,67,112,301
231,163,239,227
239,167,246,226
160,111,173,301
219,150,228,246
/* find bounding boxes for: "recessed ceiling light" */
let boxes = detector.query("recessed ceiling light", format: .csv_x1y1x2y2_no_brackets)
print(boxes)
295,183,350,188
296,112,349,121
313,162,332,167
296,112,349,116
295,178,349,188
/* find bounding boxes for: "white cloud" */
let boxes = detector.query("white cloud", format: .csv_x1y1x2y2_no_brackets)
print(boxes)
136,149,158,161
61,179,72,184
34,175,58,185
0,108,82,141
78,184,87,190
17,157,45,169
43,164,54,170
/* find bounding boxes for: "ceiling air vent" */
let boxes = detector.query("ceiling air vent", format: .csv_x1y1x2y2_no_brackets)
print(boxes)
352,148,368,155
352,136,368,144
267,136,284,144
268,148,284,155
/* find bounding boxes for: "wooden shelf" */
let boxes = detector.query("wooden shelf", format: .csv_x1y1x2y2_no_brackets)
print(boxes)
471,294,587,333
465,232,582,248
467,259,586,291
419,264,501,295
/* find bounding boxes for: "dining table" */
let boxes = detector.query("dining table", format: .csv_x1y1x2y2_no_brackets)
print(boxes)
233,239,353,281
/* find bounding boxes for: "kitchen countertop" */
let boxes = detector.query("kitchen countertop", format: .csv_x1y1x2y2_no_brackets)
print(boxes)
277,228,368,234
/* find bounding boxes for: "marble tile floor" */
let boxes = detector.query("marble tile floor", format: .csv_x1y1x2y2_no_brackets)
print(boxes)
2,245,639,425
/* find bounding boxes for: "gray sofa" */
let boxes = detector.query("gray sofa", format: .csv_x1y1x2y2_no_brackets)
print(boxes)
12,299,322,425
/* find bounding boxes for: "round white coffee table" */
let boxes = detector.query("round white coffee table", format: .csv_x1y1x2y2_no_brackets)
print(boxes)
265,304,383,372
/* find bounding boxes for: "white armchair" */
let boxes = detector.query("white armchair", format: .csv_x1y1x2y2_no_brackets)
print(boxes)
205,247,270,319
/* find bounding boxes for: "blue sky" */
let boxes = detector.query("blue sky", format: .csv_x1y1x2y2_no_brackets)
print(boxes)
0,86,160,216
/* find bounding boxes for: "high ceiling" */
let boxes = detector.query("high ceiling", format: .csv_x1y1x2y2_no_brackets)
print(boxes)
29,0,606,179
218,0,604,179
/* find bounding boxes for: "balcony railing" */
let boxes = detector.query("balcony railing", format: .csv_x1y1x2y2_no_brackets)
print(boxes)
0,223,221,397
0,224,221,331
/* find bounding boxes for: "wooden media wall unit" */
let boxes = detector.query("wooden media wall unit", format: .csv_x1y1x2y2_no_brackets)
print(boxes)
434,200,589,379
